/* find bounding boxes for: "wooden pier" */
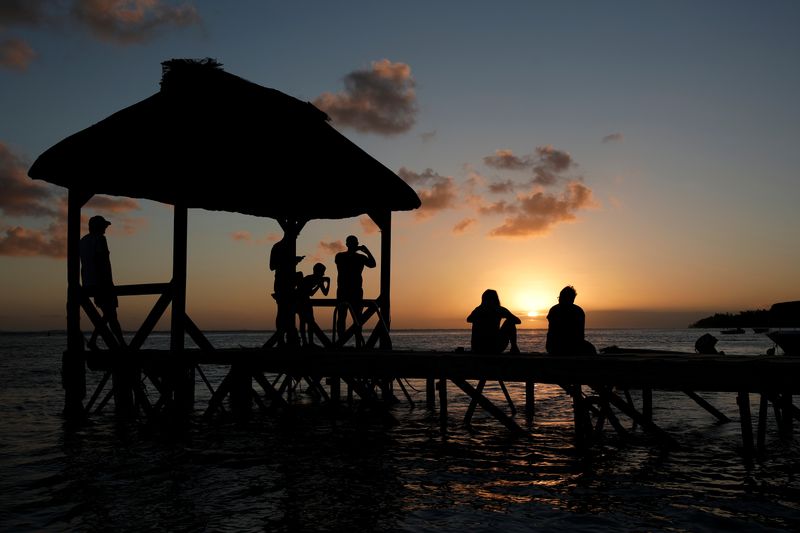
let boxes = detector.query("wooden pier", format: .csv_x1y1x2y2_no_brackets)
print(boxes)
80,346,800,456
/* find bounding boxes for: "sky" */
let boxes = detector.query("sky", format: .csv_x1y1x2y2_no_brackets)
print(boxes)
1,0,799,331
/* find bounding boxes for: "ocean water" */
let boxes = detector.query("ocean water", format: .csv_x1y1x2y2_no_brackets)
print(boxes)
1,329,799,532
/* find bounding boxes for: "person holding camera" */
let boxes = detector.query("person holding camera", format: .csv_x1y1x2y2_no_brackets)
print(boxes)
334,235,376,343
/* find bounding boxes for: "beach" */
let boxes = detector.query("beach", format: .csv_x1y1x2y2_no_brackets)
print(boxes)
1,329,798,532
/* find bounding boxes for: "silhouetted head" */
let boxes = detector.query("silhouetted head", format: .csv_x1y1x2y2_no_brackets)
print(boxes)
559,285,577,304
345,235,359,250
481,289,500,307
313,262,326,276
88,215,111,234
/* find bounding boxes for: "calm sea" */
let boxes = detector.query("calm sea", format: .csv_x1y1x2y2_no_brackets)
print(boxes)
1,329,798,532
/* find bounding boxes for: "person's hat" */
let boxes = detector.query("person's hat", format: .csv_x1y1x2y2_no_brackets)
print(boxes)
88,215,111,229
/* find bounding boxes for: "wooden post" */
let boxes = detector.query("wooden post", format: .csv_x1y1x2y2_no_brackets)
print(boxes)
229,364,252,417
525,381,535,425
426,378,436,410
64,190,91,418
328,377,340,405
757,393,768,453
737,391,754,456
642,388,653,423
379,211,391,349
437,378,448,435
780,393,793,439
170,204,193,412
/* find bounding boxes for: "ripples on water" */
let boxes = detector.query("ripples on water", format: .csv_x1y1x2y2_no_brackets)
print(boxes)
1,330,799,532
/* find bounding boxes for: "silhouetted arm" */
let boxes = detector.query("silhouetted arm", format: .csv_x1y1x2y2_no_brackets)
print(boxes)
358,245,376,268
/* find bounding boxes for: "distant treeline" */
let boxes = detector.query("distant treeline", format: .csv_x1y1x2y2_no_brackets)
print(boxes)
689,309,771,328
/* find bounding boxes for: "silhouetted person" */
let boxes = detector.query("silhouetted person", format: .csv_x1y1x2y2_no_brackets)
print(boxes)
695,333,724,355
296,262,330,346
270,234,304,346
546,285,596,355
79,215,125,350
467,289,521,354
335,235,376,342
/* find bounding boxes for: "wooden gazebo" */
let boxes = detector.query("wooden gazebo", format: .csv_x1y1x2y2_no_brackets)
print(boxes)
28,59,421,416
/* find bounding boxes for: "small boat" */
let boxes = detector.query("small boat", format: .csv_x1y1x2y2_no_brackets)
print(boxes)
720,328,745,334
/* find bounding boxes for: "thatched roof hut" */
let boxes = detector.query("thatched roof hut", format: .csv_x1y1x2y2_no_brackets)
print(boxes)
29,58,421,220
28,60,420,415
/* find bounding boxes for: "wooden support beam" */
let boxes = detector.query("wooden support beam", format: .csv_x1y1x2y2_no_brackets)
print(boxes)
737,391,754,456
129,287,172,351
463,379,486,426
682,390,731,423
426,378,436,410
170,204,192,412
525,381,534,425
599,387,678,448
451,378,529,438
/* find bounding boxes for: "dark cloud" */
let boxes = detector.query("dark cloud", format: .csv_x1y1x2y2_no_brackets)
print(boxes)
71,0,201,44
0,222,66,257
489,181,596,237
314,59,417,135
531,145,575,186
398,167,458,219
359,216,379,235
602,132,623,143
0,142,57,217
0,37,35,70
476,199,517,216
488,179,515,194
483,149,530,170
0,1,201,67
0,0,51,27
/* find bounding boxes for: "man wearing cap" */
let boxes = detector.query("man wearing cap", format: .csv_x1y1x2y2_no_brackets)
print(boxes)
80,215,125,349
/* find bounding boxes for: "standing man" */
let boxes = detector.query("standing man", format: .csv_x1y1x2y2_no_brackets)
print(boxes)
546,285,596,355
269,233,304,346
80,215,125,349
334,235,376,343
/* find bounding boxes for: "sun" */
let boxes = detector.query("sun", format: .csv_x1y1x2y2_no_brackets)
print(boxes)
513,291,552,322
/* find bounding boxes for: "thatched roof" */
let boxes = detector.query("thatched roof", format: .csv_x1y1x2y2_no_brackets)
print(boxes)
28,59,421,220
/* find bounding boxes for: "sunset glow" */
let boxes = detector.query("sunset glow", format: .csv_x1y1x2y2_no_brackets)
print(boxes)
1,2,799,331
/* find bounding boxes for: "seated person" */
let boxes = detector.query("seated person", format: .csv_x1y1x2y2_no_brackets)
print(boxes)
467,289,521,354
546,285,596,355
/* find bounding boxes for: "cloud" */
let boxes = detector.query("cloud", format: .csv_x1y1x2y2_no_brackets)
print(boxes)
230,230,251,242
483,149,530,171
482,145,576,186
0,1,201,67
489,181,597,237
319,240,344,255
0,222,66,258
531,145,575,186
0,1,51,27
0,37,35,70
0,142,58,217
453,218,476,234
488,179,515,194
85,194,140,213
397,167,459,219
602,132,623,143
359,216,379,235
314,59,417,135
71,0,201,44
